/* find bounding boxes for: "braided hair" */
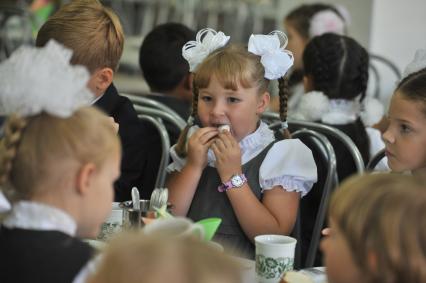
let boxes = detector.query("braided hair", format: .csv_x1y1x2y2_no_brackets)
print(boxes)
0,114,27,198
278,76,291,139
303,32,371,165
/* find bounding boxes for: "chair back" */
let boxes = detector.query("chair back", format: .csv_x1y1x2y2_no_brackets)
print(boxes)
366,148,386,171
138,115,170,189
291,129,337,269
123,93,186,131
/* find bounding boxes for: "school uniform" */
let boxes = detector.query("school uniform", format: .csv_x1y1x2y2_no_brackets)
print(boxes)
0,202,94,283
95,84,162,201
168,122,317,258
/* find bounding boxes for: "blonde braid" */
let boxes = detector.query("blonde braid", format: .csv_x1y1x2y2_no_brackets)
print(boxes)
0,114,27,187
278,77,291,139
175,79,199,158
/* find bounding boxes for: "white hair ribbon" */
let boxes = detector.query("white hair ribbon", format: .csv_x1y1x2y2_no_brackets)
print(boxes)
0,40,94,118
309,10,346,38
248,31,294,80
401,49,426,79
182,28,230,72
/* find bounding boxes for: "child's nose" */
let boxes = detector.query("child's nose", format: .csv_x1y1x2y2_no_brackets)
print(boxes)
211,101,226,117
382,128,394,144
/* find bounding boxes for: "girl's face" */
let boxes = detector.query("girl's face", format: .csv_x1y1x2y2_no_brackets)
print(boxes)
197,75,269,142
79,150,121,238
284,20,308,71
320,220,363,283
382,91,426,173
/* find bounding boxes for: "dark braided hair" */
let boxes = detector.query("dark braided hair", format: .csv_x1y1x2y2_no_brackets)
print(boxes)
303,32,371,166
303,33,369,100
278,77,291,139
175,79,199,157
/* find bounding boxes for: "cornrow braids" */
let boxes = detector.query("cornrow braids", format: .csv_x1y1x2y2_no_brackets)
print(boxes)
278,76,291,139
0,114,27,188
174,79,199,158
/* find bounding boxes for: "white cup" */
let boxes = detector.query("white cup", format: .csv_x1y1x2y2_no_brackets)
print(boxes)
255,235,297,283
98,202,123,240
143,217,204,239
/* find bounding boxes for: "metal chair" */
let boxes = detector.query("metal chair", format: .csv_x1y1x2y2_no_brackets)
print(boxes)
263,112,365,174
122,93,186,131
366,148,386,171
138,114,170,189
291,129,337,268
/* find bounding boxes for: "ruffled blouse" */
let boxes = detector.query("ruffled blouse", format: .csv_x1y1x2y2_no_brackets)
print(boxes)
168,122,317,197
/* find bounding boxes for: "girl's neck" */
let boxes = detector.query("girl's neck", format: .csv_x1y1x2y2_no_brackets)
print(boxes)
412,166,426,176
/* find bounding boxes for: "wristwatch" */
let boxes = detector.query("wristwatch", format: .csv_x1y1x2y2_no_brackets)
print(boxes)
218,173,247,192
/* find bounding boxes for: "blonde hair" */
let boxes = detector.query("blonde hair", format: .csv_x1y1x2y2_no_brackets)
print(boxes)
0,107,120,200
35,0,124,73
175,44,290,157
329,173,426,283
87,232,242,283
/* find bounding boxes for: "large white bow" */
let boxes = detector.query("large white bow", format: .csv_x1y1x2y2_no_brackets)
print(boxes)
402,49,426,79
0,40,94,118
248,31,294,80
182,28,230,72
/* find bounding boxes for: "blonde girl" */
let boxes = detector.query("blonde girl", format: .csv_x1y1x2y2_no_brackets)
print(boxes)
0,41,120,283
87,232,242,283
321,173,426,283
383,49,426,174
166,29,317,258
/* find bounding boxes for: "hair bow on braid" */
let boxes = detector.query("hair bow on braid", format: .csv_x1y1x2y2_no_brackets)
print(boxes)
247,31,294,80
182,28,230,72
402,49,426,80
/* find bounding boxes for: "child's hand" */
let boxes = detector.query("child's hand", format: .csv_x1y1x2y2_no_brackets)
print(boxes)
211,130,242,182
187,127,218,169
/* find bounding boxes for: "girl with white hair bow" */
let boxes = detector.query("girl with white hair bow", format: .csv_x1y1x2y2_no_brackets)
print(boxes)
166,28,317,259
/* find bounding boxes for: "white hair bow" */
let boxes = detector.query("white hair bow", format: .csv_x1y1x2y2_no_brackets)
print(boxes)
309,10,346,38
182,28,230,72
0,40,94,118
248,31,294,80
402,49,426,79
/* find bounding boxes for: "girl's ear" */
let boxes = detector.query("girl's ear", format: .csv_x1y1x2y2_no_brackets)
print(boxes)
303,75,314,92
76,163,96,195
256,91,270,115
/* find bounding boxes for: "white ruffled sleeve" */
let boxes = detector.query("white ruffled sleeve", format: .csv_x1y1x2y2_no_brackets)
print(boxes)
259,139,317,197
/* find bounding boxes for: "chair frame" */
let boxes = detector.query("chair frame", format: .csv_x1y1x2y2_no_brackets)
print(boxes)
291,129,337,268
366,148,386,170
138,114,170,189
263,112,365,174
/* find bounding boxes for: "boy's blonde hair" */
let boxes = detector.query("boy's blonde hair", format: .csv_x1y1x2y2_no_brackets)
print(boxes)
0,107,120,200
36,0,124,73
330,173,426,283
87,232,242,283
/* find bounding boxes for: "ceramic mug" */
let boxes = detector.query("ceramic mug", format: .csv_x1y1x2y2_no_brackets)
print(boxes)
143,217,204,239
98,202,123,241
255,235,297,283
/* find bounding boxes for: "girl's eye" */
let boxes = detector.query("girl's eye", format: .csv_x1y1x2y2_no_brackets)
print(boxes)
200,96,212,102
400,124,412,133
227,97,240,103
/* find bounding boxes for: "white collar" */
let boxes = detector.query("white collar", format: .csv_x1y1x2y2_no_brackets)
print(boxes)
3,201,77,236
207,121,275,166
91,93,104,105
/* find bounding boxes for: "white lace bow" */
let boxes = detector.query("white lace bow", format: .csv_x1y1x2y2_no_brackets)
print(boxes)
402,49,426,79
182,28,230,72
248,31,294,80
0,40,94,118
309,10,346,38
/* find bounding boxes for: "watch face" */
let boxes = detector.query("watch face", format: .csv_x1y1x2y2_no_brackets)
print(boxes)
231,175,244,187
